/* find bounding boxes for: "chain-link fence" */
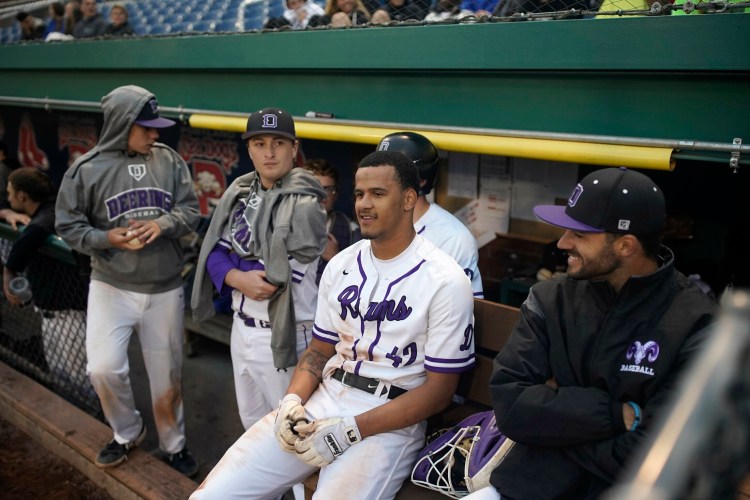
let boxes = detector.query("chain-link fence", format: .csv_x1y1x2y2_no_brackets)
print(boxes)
0,224,101,418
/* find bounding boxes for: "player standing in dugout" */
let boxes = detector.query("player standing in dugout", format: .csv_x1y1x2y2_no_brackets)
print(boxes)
55,85,200,477
191,107,328,431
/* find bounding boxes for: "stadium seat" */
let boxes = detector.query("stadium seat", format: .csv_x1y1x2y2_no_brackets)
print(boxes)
203,9,225,21
214,19,239,31
243,1,269,30
164,13,183,24
182,10,203,23
268,0,285,17
192,20,214,32
149,24,172,35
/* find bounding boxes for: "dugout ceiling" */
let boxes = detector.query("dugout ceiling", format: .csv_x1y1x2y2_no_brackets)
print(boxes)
0,14,748,148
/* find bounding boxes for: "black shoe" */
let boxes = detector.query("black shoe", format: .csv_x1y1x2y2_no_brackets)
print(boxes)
95,424,147,468
168,447,199,478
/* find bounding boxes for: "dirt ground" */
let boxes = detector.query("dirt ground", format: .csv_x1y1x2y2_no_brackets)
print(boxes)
0,416,112,500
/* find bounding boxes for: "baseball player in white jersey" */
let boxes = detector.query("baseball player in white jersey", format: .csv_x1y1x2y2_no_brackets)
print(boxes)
191,107,327,430
55,85,200,476
191,150,475,500
377,132,484,298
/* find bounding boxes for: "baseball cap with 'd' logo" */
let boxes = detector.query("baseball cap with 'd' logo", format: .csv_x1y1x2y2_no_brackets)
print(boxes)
533,167,665,234
134,98,175,128
241,107,297,142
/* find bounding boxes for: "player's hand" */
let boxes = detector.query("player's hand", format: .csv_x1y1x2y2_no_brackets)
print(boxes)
274,394,306,452
321,233,340,262
293,416,362,467
127,219,162,245
226,269,279,301
107,227,142,250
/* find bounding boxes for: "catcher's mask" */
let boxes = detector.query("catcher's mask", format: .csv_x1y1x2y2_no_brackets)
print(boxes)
411,410,515,498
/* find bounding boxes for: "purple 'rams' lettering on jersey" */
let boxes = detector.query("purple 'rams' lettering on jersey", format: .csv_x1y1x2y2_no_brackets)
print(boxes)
313,235,475,391
105,187,172,221
364,296,412,322
338,285,361,321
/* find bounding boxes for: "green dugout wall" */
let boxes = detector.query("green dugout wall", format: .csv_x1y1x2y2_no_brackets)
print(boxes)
0,14,748,150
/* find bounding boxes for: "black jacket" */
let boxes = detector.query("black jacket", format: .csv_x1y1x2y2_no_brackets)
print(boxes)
489,247,717,499
5,198,87,310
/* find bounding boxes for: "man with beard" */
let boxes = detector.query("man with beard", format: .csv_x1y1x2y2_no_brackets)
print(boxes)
466,167,717,499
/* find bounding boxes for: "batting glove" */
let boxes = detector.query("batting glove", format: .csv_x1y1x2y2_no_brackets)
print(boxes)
274,394,306,453
293,416,362,467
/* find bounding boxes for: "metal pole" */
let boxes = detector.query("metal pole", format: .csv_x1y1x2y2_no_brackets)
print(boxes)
0,94,746,156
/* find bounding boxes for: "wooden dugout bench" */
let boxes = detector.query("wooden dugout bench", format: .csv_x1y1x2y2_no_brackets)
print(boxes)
303,298,521,499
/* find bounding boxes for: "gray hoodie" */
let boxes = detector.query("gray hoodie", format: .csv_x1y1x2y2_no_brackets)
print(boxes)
191,168,327,368
55,85,200,293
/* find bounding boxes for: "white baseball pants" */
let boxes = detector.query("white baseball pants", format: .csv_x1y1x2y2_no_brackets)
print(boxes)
230,316,311,430
86,280,186,453
191,377,426,500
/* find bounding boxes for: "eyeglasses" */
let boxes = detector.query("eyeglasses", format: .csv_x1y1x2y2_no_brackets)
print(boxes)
322,185,337,195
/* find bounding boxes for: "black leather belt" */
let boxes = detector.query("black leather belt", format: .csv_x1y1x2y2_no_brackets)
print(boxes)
331,368,407,400
237,311,271,329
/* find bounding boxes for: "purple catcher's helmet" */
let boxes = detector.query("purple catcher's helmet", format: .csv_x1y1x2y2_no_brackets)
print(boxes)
411,410,515,498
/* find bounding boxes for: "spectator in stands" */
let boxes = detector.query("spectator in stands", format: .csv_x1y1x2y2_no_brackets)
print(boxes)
466,167,718,499
424,0,462,21
2,168,94,403
73,0,107,38
16,11,46,41
64,0,82,36
371,0,425,23
457,0,501,17
309,0,371,27
104,4,134,36
264,0,326,29
301,158,360,284
0,141,29,230
45,2,66,37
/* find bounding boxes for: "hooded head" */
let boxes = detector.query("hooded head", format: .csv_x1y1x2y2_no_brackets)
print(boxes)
98,85,175,153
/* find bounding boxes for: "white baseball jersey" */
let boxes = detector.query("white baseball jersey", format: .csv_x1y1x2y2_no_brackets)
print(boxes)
313,235,475,390
415,203,484,298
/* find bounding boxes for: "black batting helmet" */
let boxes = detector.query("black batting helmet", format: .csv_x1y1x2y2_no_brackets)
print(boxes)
376,132,439,195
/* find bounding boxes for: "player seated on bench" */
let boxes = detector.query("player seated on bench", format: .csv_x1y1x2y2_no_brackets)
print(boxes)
190,151,475,500
465,168,718,499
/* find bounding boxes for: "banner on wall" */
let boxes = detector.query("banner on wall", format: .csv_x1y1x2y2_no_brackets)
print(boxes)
0,107,256,217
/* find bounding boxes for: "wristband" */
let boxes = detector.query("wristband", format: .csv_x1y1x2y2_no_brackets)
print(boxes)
627,401,641,432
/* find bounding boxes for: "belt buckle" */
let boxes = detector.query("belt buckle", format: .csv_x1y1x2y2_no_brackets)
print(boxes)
259,319,271,328
339,370,352,387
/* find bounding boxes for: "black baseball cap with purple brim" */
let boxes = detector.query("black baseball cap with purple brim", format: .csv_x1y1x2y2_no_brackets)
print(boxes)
133,98,175,128
533,167,666,234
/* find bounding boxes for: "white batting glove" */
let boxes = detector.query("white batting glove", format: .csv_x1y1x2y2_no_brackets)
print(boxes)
274,394,306,452
293,416,362,467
